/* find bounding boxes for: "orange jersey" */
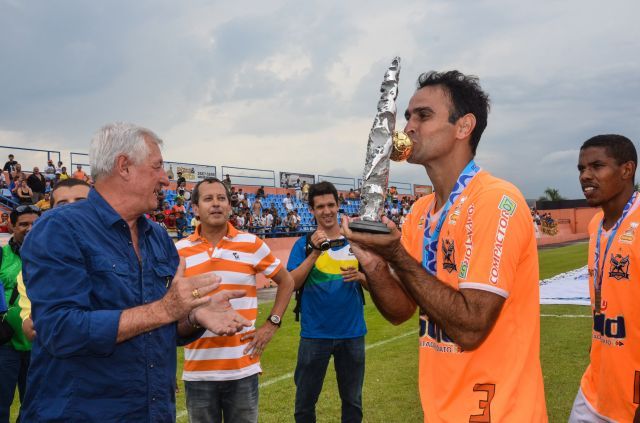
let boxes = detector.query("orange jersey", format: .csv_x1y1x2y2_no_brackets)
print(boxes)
72,170,87,180
401,171,547,422
580,196,640,422
176,223,282,381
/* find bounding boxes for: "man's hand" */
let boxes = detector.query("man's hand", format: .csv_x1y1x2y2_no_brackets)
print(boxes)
160,258,220,322
22,316,36,341
309,229,328,250
340,215,403,261
340,266,366,284
193,290,252,336
240,323,278,358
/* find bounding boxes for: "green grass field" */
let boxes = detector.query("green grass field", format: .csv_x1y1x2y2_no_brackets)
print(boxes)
10,242,591,422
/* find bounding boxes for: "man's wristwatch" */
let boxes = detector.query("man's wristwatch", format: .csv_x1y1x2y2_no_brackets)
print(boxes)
267,314,281,327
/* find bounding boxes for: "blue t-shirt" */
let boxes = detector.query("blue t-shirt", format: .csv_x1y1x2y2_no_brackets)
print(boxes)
287,236,367,339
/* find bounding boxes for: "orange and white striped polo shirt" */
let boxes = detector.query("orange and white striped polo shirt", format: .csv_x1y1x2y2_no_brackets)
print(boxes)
176,223,283,381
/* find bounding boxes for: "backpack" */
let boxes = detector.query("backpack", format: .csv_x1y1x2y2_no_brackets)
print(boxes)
292,233,365,322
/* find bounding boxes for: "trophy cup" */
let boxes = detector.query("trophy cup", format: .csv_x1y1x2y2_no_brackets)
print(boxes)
349,57,413,233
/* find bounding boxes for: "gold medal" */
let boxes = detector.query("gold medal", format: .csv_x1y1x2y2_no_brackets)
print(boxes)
391,131,413,162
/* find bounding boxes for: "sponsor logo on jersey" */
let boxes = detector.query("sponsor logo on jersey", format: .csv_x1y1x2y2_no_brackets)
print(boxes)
609,253,630,280
593,311,626,343
442,239,457,273
459,203,474,280
490,197,516,284
619,222,637,244
419,313,463,353
448,196,467,226
418,216,425,229
498,195,517,216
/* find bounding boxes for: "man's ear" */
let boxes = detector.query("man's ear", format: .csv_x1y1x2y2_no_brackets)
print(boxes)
114,155,132,180
456,113,476,140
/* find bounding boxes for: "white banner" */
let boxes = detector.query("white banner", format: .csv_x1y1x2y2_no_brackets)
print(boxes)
164,162,216,183
539,265,590,305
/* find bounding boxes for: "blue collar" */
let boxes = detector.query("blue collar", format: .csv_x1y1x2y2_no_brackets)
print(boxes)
88,188,152,234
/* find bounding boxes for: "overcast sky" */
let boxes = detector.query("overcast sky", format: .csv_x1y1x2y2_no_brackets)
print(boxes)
1,0,639,198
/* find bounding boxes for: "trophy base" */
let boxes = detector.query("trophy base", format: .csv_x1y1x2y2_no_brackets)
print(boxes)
349,220,391,234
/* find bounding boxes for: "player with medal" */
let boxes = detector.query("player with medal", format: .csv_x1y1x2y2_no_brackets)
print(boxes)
570,134,640,423
343,68,547,422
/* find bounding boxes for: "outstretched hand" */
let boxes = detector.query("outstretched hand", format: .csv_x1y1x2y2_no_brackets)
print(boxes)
161,258,220,321
194,290,252,336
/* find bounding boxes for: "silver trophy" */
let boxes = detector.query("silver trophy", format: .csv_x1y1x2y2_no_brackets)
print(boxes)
349,57,412,234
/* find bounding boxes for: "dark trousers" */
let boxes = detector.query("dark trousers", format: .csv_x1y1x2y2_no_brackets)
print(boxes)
294,337,365,423
184,374,259,423
0,345,30,423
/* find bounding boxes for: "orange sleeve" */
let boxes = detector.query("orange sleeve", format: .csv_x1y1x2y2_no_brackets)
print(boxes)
457,190,533,297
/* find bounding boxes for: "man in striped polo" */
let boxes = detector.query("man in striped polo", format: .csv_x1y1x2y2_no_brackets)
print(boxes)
176,177,294,423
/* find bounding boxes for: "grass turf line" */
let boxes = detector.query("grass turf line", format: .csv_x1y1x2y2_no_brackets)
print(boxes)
12,242,591,422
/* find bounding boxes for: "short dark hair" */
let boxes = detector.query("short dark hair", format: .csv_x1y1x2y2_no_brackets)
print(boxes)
308,181,339,208
192,177,230,205
580,134,637,168
51,178,90,207
416,70,490,155
10,205,41,225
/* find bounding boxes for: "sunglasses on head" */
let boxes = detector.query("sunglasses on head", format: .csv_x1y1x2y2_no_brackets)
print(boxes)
14,205,41,214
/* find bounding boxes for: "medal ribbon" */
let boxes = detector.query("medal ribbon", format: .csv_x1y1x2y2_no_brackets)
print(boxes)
593,191,638,304
422,160,481,275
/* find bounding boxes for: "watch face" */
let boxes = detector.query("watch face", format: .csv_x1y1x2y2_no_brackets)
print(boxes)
270,315,281,325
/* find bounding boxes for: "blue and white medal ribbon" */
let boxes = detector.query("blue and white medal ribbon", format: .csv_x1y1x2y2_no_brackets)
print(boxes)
593,191,638,312
422,160,481,275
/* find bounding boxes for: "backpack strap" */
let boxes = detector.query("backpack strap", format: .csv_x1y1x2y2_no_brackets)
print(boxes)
293,232,314,322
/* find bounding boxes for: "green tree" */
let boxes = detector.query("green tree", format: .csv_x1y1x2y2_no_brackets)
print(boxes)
539,187,564,202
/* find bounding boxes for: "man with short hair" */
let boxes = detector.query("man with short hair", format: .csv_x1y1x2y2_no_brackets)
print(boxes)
176,177,294,423
59,166,70,181
43,159,56,181
294,178,302,201
0,204,40,423
34,192,51,211
343,71,547,421
20,123,251,421
19,178,92,342
176,171,186,187
26,167,46,203
223,174,232,190
288,181,368,423
283,192,294,212
72,164,89,182
3,155,17,182
570,134,640,422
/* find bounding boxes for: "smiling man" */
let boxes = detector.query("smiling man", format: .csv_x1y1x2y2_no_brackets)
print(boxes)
342,71,547,422
176,177,294,423
287,181,368,423
20,123,251,422
570,135,640,423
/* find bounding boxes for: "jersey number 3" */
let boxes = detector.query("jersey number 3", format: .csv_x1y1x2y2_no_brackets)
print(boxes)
469,384,495,423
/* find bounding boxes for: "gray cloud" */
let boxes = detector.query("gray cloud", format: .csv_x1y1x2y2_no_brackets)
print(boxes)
1,0,639,200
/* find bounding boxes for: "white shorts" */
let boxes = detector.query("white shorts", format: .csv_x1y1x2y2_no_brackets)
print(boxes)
568,388,616,423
